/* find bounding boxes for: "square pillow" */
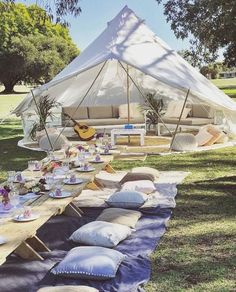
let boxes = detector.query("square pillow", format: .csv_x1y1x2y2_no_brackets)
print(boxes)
106,191,148,208
51,246,125,280
96,208,142,228
119,172,155,185
131,167,159,180
69,221,131,247
37,286,99,292
118,103,142,119
121,180,156,194
164,101,185,118
181,107,191,119
195,129,213,146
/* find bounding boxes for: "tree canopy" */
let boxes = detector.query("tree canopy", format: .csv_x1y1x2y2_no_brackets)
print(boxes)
156,0,236,67
4,0,82,25
0,2,79,93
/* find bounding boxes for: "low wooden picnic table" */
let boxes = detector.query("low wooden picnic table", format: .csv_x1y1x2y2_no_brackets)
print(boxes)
0,155,114,266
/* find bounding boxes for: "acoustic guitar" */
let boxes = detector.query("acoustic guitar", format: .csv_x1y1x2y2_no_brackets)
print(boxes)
64,113,96,141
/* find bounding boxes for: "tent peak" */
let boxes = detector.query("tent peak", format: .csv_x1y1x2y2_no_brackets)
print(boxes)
107,5,144,28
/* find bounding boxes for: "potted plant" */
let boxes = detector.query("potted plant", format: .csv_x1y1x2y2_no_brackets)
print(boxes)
30,94,60,140
142,92,164,132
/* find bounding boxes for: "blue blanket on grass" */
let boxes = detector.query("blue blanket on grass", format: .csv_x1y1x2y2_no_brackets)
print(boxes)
0,208,171,292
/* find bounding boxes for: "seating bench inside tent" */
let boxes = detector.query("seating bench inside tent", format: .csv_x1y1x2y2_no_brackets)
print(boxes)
12,5,236,153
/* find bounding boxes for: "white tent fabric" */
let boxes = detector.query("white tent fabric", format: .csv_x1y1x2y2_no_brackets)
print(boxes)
13,5,236,133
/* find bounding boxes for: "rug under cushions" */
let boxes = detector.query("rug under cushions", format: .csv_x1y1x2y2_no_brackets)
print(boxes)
0,208,171,292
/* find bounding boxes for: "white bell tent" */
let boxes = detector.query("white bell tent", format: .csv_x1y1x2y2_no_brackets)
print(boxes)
13,5,236,141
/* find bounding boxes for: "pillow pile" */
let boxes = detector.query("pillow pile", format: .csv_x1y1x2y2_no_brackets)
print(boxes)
51,246,125,280
106,190,148,208
96,208,142,228
131,167,159,180
195,125,226,147
119,172,155,185
69,221,131,248
121,180,156,194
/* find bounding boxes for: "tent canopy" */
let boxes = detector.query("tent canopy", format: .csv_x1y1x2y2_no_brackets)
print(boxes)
13,5,236,133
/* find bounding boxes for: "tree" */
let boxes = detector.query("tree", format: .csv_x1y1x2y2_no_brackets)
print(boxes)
4,0,82,24
0,3,79,93
156,0,236,67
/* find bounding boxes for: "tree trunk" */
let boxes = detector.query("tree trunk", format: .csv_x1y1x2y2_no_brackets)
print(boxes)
2,81,16,93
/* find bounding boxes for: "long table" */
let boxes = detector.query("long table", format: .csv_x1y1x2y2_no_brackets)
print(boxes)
0,155,113,266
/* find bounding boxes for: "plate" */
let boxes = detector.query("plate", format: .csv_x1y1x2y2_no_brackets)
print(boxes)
89,160,104,164
63,178,84,185
76,167,95,172
49,191,72,199
13,213,39,222
0,236,7,245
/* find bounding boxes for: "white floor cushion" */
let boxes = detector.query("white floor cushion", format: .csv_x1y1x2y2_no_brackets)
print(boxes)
106,190,148,208
171,133,198,151
69,221,131,247
121,180,156,194
51,246,125,279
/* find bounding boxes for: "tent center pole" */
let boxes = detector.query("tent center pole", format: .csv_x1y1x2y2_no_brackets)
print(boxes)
169,88,191,151
118,61,173,137
127,64,131,143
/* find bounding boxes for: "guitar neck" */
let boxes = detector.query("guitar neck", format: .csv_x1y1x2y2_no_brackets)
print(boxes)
65,113,80,126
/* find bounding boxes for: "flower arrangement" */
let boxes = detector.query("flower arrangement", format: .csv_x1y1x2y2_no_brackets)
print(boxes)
0,186,11,209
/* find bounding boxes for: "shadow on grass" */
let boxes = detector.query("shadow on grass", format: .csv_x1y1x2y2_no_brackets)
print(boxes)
0,137,45,182
0,91,29,95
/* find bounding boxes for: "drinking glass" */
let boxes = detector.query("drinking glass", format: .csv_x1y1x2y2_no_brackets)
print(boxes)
89,145,95,158
8,171,16,187
45,174,54,190
28,161,35,171
9,189,20,210
61,160,70,173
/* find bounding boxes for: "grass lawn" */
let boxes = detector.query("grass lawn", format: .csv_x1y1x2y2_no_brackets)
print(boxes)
0,80,236,291
211,78,236,99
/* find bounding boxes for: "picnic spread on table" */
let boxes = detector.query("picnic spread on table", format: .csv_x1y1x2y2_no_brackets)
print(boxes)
0,140,189,292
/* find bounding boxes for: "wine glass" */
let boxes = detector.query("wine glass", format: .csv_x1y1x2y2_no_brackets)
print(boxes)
45,174,54,190
7,171,16,188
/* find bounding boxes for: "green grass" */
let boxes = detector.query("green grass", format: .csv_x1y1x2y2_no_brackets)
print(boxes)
0,80,236,290
211,77,236,88
113,149,236,292
211,78,236,99
0,120,44,182
0,120,235,291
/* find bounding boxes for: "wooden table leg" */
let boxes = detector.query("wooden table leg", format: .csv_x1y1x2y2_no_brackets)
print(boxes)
26,235,51,252
103,164,116,173
14,241,44,261
64,202,83,217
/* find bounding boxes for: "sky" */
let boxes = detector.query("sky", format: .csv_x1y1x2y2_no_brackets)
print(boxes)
18,0,191,52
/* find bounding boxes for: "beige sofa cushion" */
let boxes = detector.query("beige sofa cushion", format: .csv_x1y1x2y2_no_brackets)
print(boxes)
162,117,214,126
192,104,214,118
119,103,143,119
77,117,144,126
63,107,88,120
164,101,186,118
112,105,119,118
88,106,113,119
